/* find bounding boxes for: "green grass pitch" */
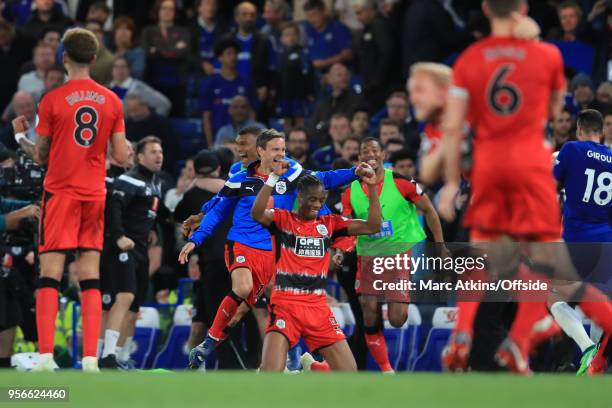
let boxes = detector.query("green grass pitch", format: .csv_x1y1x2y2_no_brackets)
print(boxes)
0,371,610,408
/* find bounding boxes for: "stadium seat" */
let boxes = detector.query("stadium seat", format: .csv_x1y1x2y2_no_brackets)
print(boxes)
549,41,594,76
152,305,193,369
169,118,206,158
366,304,422,372
132,307,161,369
411,306,457,372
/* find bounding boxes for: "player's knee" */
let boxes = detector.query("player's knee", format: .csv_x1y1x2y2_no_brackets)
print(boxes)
115,292,135,306
388,312,407,328
232,281,252,300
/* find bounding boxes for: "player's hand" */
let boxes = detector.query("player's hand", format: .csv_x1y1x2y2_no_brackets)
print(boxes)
439,245,452,260
438,182,460,222
356,162,375,182
182,213,203,237
14,204,40,220
511,12,540,40
313,59,326,70
272,159,290,176
178,242,196,264
117,236,135,251
11,115,30,134
332,251,344,269
588,0,607,22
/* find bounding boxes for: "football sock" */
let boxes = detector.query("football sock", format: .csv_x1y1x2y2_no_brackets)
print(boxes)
209,291,244,340
102,329,120,358
364,326,393,372
576,284,612,334
509,301,548,350
80,280,102,358
550,302,594,353
36,278,60,354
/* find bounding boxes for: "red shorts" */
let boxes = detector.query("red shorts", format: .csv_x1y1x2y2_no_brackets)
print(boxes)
39,191,105,253
465,168,561,241
224,241,275,305
355,250,412,303
267,302,345,352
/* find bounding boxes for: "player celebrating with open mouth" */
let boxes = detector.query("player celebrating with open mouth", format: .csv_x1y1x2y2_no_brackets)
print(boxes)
252,163,381,372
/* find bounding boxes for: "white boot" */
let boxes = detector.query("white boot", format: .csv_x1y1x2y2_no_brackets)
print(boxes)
82,356,100,373
31,353,57,372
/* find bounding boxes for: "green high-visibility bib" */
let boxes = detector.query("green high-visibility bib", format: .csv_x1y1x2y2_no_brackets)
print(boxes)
350,169,425,256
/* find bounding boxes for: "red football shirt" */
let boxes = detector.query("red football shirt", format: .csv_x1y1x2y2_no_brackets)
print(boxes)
36,79,125,200
452,37,565,173
270,209,351,305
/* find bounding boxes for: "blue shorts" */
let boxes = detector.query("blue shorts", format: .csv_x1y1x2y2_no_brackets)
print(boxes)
564,225,612,284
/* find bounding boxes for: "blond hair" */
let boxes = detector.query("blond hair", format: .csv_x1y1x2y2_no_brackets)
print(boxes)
410,63,453,88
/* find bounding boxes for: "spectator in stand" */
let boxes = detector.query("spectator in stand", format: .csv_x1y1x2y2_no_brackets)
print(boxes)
310,63,365,144
109,56,172,117
372,91,420,151
383,137,404,161
303,0,353,75
340,136,360,161
0,21,33,114
276,22,315,131
199,36,257,147
546,1,591,42
261,0,293,55
233,2,273,110
569,72,612,114
378,118,404,147
389,148,417,179
2,65,65,122
110,16,146,80
190,0,227,77
354,0,394,113
292,0,333,22
40,26,62,54
604,111,612,148
312,112,352,169
85,20,115,85
589,0,612,83
21,0,72,42
125,93,178,175
141,0,192,117
17,43,55,95
550,106,575,151
351,108,369,139
215,95,264,145
86,1,111,29
596,81,612,104
401,0,473,80
0,91,36,150
286,127,318,169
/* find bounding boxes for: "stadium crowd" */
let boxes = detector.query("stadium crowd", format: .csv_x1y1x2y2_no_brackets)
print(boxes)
0,0,611,373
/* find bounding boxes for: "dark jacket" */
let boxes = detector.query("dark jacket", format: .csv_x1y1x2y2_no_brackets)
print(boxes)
107,165,163,246
232,30,273,88
310,89,366,144
21,9,72,41
125,113,178,175
358,14,395,108
277,45,314,100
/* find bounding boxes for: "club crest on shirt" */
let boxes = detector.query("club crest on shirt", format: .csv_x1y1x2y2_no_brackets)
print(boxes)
275,181,287,194
276,319,286,329
316,224,328,237
236,256,246,263
119,252,129,262
102,294,111,305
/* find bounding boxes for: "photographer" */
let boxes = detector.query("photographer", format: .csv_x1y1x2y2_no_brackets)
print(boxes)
0,194,40,368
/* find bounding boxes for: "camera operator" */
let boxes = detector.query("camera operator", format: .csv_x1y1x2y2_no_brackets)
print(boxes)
0,191,40,368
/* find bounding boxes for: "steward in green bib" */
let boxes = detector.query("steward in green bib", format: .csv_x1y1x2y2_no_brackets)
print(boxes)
340,138,448,373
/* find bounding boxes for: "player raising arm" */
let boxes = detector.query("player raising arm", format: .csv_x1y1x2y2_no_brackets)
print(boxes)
11,28,128,372
251,163,380,372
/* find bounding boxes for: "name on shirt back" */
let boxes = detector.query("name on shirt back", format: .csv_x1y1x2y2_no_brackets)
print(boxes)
587,149,612,163
65,91,106,106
